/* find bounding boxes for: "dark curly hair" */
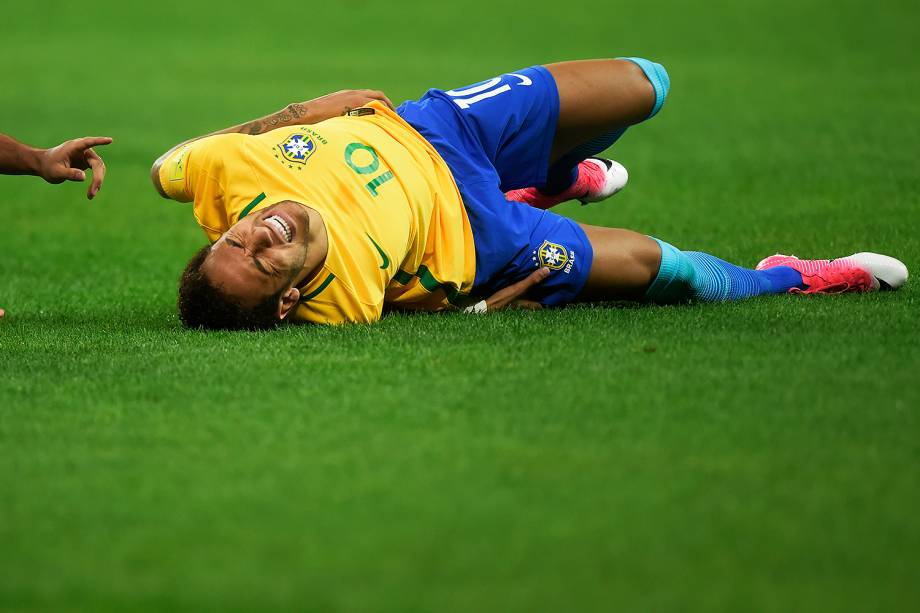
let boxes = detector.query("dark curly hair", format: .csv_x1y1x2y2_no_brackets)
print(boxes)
177,245,284,331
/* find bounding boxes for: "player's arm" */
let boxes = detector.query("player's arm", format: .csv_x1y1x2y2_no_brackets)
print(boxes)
150,90,394,198
1,133,111,199
0,133,44,175
463,267,551,314
478,267,549,313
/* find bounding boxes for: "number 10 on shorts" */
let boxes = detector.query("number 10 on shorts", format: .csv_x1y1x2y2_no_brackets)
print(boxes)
446,73,533,109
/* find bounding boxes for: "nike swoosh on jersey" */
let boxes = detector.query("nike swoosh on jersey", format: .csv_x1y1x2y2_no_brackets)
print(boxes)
366,233,390,269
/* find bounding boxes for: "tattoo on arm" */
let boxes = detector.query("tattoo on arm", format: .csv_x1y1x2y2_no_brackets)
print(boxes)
244,121,264,135
152,102,312,191
243,103,309,136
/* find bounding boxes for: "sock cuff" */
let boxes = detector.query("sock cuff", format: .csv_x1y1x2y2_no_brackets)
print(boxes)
620,57,670,118
645,238,689,302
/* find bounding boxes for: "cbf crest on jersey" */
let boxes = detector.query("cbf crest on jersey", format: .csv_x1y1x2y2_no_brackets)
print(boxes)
276,133,316,166
537,240,569,271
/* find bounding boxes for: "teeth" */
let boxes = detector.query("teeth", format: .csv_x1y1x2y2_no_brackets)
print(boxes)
265,215,292,242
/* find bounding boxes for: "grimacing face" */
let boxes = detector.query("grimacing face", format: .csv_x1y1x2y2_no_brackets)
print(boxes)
203,200,312,310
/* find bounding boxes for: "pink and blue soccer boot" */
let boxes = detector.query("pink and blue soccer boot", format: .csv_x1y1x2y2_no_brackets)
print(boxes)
505,158,628,210
756,253,908,293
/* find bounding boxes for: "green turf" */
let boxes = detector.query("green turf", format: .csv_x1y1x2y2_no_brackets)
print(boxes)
2,0,919,610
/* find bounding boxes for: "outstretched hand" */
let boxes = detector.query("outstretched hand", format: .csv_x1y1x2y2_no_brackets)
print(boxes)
39,136,112,199
472,267,551,313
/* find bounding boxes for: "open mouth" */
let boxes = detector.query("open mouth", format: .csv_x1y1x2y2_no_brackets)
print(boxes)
264,214,293,243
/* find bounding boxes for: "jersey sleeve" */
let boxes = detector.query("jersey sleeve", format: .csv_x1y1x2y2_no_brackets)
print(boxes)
156,137,225,206
157,136,237,241
157,143,194,202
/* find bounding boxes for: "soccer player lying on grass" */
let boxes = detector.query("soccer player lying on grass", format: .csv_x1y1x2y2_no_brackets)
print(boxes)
1,132,111,318
151,58,908,330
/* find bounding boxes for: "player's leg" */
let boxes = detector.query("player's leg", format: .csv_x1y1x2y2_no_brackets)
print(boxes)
507,58,669,208
577,229,809,302
576,229,907,302
500,214,812,307
547,58,663,163
574,226,662,301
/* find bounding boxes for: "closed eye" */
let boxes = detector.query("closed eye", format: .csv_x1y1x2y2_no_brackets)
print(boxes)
225,237,270,275
252,257,270,275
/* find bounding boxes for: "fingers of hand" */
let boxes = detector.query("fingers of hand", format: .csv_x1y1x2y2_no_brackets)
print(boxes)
351,89,394,110
57,137,111,163
507,267,551,296
45,156,84,184
85,149,106,199
530,267,552,284
73,136,113,150
367,89,395,110
485,267,551,310
510,299,543,310
67,168,87,182
320,89,393,113
40,165,67,184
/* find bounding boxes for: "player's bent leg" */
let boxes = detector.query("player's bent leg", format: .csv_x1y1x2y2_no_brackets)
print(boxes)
547,58,663,160
507,58,670,208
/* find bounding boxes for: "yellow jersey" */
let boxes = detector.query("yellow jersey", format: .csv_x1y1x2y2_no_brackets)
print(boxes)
158,102,476,324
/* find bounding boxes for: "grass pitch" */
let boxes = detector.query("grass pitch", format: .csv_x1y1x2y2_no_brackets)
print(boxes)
1,0,918,611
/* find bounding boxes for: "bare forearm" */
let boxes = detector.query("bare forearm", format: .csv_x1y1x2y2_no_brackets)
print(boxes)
0,134,42,176
230,103,311,136
150,103,311,197
196,91,375,139
150,90,394,197
164,103,310,154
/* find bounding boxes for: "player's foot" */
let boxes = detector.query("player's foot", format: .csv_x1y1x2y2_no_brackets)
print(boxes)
505,158,628,210
756,252,908,294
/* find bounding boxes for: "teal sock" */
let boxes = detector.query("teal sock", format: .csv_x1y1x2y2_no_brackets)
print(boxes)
645,238,805,303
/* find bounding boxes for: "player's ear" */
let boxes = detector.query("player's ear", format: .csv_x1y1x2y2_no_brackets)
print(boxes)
278,287,301,321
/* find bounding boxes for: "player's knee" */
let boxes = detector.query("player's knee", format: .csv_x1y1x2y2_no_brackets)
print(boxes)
620,57,670,118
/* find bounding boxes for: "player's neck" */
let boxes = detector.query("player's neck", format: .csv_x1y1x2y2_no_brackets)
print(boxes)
294,206,329,289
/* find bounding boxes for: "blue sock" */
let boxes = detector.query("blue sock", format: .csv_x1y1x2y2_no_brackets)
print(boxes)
645,238,806,303
542,57,669,194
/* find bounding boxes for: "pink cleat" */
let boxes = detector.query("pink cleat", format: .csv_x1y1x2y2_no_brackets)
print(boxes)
756,252,909,294
505,158,628,210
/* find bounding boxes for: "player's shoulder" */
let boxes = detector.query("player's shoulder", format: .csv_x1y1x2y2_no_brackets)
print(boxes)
192,132,249,155
181,133,254,176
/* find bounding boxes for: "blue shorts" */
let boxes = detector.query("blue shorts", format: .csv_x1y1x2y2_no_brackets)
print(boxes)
397,65,593,306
